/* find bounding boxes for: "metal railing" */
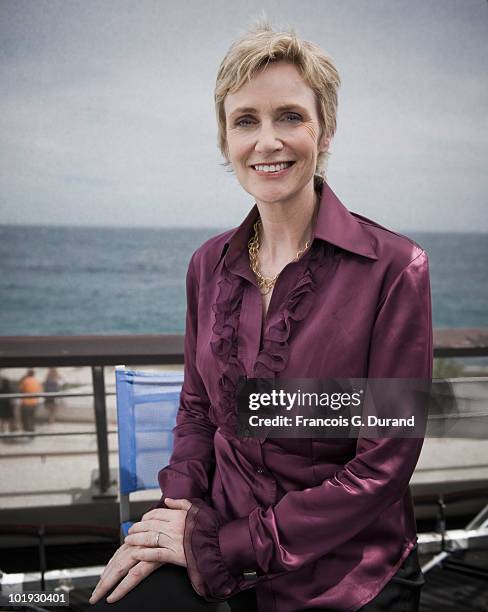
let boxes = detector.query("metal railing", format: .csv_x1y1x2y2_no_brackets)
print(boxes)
0,390,115,437
0,330,487,499
1,328,485,366
0,335,182,496
0,369,121,496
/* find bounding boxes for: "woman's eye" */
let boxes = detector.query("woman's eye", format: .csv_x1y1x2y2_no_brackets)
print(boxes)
282,112,302,122
235,117,255,127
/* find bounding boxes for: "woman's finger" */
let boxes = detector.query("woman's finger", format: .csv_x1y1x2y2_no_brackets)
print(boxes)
105,561,162,604
163,497,192,511
140,499,191,522
127,519,165,535
89,545,139,604
91,552,130,603
140,508,173,522
132,547,174,564
98,543,131,583
124,530,173,549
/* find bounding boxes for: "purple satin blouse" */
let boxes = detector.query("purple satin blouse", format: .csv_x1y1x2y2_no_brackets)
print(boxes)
157,181,433,611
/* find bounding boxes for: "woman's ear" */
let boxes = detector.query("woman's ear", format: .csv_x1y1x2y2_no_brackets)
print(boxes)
318,134,331,154
222,138,231,163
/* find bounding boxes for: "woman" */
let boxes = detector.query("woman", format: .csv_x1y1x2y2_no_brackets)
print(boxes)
90,22,432,611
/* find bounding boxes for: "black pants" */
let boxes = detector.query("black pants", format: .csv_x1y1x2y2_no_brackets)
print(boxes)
20,406,36,432
90,546,423,611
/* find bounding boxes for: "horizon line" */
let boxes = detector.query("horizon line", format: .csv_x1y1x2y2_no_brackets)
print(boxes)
0,222,487,235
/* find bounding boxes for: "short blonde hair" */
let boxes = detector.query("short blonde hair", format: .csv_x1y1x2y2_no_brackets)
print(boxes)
215,22,341,176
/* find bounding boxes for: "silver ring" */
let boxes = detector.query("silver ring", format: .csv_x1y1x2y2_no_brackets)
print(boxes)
154,532,160,548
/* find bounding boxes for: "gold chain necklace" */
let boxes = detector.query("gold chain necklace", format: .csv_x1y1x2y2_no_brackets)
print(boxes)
248,219,312,296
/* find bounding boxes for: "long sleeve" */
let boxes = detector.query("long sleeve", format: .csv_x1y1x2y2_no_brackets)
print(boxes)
157,253,217,503
186,249,433,599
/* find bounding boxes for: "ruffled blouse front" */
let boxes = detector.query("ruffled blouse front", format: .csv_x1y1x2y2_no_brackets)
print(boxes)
209,241,332,439
157,182,433,612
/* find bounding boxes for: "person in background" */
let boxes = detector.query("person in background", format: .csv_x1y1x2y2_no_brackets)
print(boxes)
19,369,42,436
0,370,15,434
44,368,63,424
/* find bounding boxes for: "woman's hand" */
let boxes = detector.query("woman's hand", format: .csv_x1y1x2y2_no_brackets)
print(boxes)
89,542,162,604
125,497,192,566
89,498,191,604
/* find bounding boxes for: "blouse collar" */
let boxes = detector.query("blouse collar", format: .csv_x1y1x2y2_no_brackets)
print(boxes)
214,180,378,275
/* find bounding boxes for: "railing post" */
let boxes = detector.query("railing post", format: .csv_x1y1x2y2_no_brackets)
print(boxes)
38,524,46,591
91,366,112,496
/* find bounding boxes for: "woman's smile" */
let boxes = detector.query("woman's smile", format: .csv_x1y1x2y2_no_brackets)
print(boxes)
224,61,329,206
251,160,296,176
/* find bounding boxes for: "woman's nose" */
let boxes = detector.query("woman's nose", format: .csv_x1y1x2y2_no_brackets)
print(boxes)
254,122,283,154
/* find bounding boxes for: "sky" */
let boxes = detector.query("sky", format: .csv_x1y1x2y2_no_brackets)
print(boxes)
1,0,487,232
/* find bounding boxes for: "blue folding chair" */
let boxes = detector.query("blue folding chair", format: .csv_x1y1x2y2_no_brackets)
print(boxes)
115,367,184,536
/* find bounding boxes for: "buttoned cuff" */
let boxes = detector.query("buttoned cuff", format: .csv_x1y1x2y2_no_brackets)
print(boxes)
219,516,257,577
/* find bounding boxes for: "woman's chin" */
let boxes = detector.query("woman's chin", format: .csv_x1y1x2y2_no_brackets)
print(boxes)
246,185,296,206
239,173,314,206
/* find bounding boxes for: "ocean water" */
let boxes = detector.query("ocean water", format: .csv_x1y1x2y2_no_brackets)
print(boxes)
0,225,486,335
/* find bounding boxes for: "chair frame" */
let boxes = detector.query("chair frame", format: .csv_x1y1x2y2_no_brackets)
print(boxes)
115,366,183,536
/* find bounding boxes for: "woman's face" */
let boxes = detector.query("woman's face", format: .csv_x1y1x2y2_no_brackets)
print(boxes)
224,61,329,206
